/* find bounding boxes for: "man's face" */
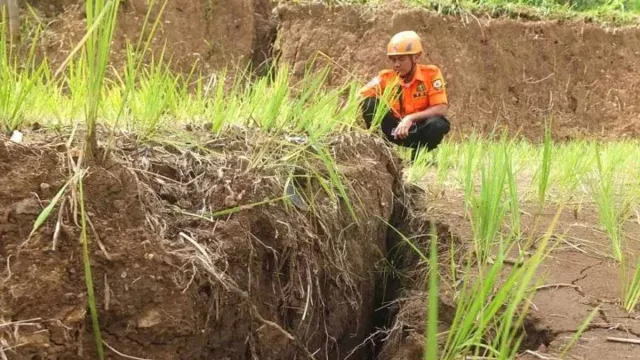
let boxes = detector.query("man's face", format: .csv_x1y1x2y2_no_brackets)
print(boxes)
389,55,416,77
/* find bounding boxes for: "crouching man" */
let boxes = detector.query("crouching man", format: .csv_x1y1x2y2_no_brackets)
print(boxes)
359,30,451,162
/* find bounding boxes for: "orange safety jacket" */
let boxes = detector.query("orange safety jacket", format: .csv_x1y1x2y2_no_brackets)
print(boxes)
359,64,448,119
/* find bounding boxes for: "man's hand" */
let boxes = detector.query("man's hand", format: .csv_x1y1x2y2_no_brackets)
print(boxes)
393,115,415,139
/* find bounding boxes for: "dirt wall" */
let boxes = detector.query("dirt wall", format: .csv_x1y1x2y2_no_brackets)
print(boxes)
273,4,640,141
29,0,276,74
0,130,403,360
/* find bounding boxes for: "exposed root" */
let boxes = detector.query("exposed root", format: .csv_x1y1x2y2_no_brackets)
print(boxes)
606,336,640,344
0,318,42,356
177,231,317,359
523,350,558,359
343,322,402,360
86,214,114,260
104,274,110,311
1,127,401,359
52,195,66,251
1,255,12,283
103,340,153,360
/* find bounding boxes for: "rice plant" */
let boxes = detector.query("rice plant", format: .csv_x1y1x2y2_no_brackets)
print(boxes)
83,0,120,160
0,12,46,132
461,132,482,213
425,223,439,359
536,125,553,211
76,170,105,360
589,143,630,262
445,209,559,359
623,259,640,312
469,140,511,263
505,146,521,240
389,207,562,359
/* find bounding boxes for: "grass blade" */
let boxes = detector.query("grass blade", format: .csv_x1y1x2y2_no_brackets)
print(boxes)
77,172,105,360
425,223,439,360
559,305,600,358
27,175,77,240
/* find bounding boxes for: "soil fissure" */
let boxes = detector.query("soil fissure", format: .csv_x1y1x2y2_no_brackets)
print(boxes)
362,193,564,359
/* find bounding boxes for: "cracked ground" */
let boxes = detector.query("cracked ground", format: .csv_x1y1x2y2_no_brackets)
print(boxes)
416,175,640,360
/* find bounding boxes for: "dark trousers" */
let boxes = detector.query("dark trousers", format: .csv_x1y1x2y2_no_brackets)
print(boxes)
360,97,451,159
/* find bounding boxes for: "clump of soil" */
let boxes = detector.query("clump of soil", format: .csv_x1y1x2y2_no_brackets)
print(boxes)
0,128,403,360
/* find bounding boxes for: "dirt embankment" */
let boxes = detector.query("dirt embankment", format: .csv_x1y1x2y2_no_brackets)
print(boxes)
273,3,640,140
0,130,403,360
28,0,277,74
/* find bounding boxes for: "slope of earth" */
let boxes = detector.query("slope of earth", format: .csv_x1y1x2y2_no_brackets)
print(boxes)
273,3,640,141
0,129,403,360
26,0,276,74
373,171,640,360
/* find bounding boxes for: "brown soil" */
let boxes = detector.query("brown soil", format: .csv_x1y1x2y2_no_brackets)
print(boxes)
374,173,640,360
274,3,640,141
0,129,403,360
26,0,276,74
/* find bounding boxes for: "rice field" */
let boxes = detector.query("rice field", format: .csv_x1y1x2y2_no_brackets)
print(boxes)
399,134,640,358
2,0,640,359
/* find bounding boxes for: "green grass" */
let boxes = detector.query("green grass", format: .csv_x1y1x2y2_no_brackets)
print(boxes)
425,223,439,360
392,206,561,359
590,143,627,262
425,137,640,208
469,139,511,263
405,134,639,355
414,134,640,319
77,169,104,360
315,0,640,25
623,259,640,312
0,11,46,132
536,125,553,212
82,0,120,160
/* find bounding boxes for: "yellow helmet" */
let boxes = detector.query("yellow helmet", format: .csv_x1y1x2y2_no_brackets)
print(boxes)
386,31,423,56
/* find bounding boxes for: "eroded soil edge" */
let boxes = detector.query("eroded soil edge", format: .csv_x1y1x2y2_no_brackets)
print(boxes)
0,131,408,360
